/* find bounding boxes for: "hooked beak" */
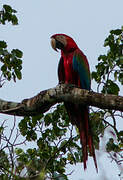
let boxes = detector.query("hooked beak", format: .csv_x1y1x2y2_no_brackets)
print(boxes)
51,38,58,52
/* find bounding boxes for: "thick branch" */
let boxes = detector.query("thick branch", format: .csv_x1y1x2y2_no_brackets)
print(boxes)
0,84,123,116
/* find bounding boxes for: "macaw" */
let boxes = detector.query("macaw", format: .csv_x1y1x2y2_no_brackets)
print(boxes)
51,34,97,171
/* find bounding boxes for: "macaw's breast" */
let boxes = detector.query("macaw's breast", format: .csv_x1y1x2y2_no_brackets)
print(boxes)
62,53,81,87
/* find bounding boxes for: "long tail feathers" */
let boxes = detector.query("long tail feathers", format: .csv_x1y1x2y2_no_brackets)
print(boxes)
65,103,98,172
79,107,98,172
88,134,98,172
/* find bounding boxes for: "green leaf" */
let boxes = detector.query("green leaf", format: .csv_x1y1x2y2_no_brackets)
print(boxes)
106,138,120,152
37,138,44,148
53,172,67,180
98,55,107,61
102,80,120,95
11,15,18,25
0,41,7,48
118,73,123,85
104,40,109,47
14,69,22,79
118,131,123,136
11,49,23,58
3,5,13,13
91,71,97,80
7,71,11,80
26,130,37,141
32,114,43,126
1,65,7,72
114,71,118,81
110,29,122,35
12,72,16,82
44,114,52,126
0,126,4,134
74,152,80,162
19,117,29,135
15,148,23,155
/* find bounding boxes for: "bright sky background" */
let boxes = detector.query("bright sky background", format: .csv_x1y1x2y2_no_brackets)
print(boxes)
0,0,123,179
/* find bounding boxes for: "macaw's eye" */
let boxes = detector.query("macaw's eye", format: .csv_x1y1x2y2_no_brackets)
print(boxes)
55,40,64,50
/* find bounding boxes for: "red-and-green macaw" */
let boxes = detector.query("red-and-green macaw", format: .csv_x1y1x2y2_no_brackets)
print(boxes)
51,34,97,171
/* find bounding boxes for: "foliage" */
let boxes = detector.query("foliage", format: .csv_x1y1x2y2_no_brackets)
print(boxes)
0,42,23,84
91,27,123,171
17,105,82,179
0,5,18,25
0,4,123,178
92,27,123,94
0,5,22,86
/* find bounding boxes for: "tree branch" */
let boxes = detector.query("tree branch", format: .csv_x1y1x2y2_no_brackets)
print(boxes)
0,84,123,117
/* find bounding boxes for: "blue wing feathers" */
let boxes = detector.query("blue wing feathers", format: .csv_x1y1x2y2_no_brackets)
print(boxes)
73,51,90,90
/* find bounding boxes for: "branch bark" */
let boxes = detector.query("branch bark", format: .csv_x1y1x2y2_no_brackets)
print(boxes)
0,84,123,117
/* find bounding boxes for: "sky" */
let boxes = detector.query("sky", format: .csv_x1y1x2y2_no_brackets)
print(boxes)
0,0,123,179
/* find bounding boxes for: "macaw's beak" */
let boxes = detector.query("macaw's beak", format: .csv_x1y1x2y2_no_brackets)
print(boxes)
51,38,58,52
51,38,65,52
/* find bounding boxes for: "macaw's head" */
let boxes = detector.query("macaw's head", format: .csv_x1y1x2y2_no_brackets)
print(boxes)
51,34,78,53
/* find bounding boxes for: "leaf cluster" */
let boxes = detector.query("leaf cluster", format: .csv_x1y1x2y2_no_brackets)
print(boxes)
0,5,18,25
0,41,23,83
92,27,123,95
106,138,120,153
17,104,82,179
91,27,123,166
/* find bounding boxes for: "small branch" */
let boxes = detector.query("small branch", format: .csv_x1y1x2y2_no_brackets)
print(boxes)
0,84,123,117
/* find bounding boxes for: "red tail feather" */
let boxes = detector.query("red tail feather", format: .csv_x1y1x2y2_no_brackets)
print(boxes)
78,107,98,172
